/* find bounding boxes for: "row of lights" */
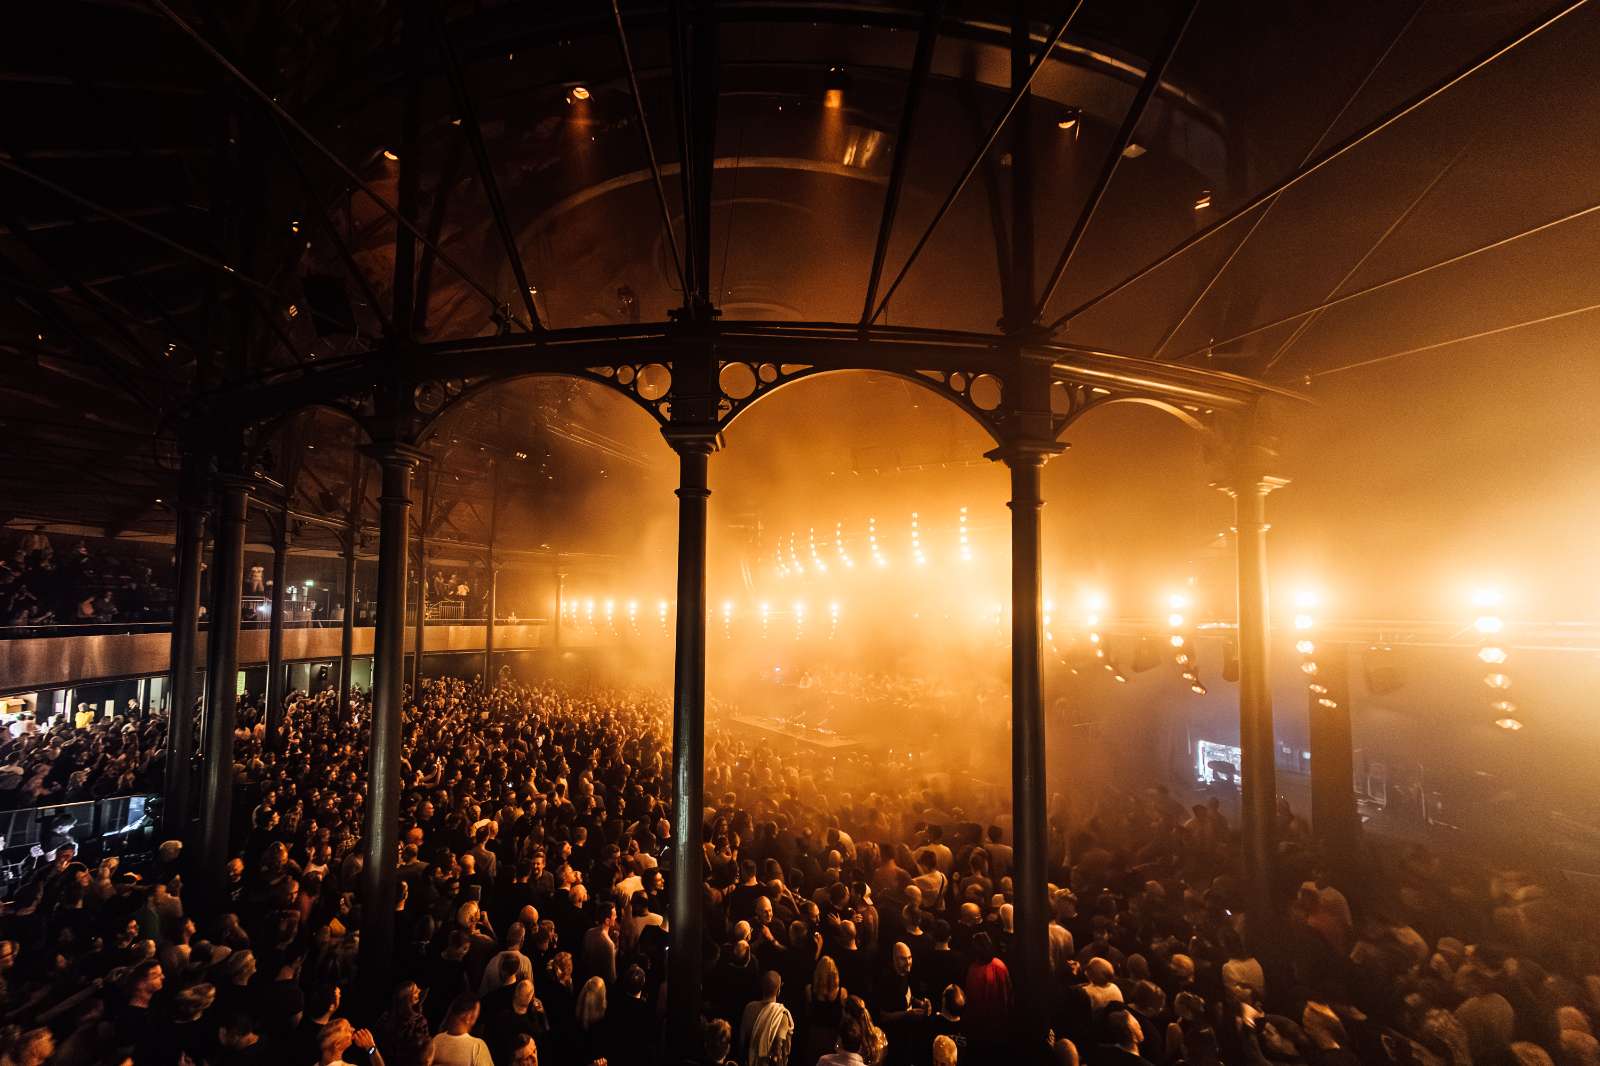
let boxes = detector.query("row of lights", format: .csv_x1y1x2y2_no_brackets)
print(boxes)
1474,589,1520,731
775,511,978,578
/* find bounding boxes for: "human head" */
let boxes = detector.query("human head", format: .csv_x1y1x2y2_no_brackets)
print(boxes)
509,1033,538,1065
319,1019,355,1062
444,993,479,1033
704,1018,734,1061
577,976,607,1028
933,1034,959,1066
893,941,913,977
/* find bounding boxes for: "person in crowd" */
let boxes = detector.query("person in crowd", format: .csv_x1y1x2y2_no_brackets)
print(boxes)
0,673,1595,1066
430,993,493,1066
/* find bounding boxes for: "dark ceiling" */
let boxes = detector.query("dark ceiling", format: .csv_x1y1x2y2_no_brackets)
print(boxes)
3,0,1597,560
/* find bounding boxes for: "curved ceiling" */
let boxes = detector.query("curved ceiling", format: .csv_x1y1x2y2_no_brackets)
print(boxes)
2,0,1597,556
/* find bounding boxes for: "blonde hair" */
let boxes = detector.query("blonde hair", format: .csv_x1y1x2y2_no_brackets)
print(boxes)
812,955,841,1002
933,1034,959,1065
576,975,607,1029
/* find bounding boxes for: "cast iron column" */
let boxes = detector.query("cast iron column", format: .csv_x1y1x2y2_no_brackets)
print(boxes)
411,470,428,694
162,462,207,837
264,511,289,744
484,562,497,684
1229,473,1286,925
338,534,358,719
553,569,565,650
484,465,498,685
198,475,249,881
664,428,715,1056
1309,643,1359,884
359,445,418,987
1004,446,1052,1052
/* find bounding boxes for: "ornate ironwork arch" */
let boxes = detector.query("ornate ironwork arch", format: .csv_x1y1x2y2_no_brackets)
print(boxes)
715,362,1010,445
412,364,672,445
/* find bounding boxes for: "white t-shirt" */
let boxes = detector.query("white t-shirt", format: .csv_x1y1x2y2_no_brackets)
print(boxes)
430,1032,493,1066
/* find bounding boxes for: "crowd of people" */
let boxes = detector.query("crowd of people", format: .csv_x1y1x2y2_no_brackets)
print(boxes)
0,532,170,628
0,707,167,811
0,673,1594,1066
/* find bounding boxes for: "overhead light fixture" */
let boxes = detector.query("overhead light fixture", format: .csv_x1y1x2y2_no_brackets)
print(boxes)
570,85,591,101
1057,107,1082,138
1193,189,1213,211
1121,143,1146,159
823,65,850,109
1478,646,1507,664
382,148,399,161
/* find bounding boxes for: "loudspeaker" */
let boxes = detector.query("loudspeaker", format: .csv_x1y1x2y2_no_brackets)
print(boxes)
1132,638,1162,673
1364,645,1405,694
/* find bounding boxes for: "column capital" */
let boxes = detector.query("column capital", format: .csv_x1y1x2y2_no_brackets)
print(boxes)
984,438,1068,467
213,471,255,493
360,441,428,468
661,424,723,455
1210,473,1290,500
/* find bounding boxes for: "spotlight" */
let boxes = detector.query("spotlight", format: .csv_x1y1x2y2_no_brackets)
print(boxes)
1474,615,1503,635
823,65,850,107
1308,683,1328,695
1471,587,1504,608
1167,612,1185,628
1169,635,1185,648
1056,106,1082,137
1317,697,1338,709
1193,190,1213,211
1478,646,1506,664
1300,661,1318,675
1484,673,1511,690
1493,712,1524,732
570,85,591,101
382,148,399,161
1122,143,1146,159
1113,673,1128,684
1189,683,1207,695
1295,639,1315,655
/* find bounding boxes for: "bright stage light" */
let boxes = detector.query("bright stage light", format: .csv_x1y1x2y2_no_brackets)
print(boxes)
1169,635,1185,648
1294,588,1320,608
1317,697,1338,709
1300,661,1318,675
1474,615,1503,634
1484,673,1512,690
1478,646,1507,664
570,85,591,100
1167,593,1188,610
1167,612,1185,628
1089,632,1101,644
1471,587,1504,608
1085,592,1107,611
1294,613,1315,630
1296,639,1315,655
1190,682,1207,695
